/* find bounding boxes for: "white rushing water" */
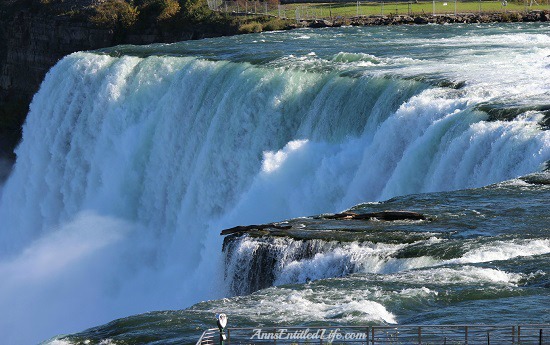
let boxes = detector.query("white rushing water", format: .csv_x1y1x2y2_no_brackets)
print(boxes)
0,25,549,343
224,235,550,292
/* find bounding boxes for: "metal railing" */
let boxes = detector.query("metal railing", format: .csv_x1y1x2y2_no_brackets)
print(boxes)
197,324,549,345
197,328,220,345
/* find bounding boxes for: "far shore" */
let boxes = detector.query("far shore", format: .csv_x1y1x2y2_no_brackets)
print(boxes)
233,9,549,33
268,10,550,29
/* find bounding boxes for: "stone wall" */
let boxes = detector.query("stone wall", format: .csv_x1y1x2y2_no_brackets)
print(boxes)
0,11,113,104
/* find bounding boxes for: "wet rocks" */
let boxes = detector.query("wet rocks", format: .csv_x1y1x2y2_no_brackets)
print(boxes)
220,223,292,236
321,210,427,221
220,210,429,240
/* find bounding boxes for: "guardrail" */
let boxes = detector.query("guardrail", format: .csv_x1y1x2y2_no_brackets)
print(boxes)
197,328,220,345
197,324,549,345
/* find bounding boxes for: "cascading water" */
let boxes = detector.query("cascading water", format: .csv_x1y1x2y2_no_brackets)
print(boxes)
0,24,549,344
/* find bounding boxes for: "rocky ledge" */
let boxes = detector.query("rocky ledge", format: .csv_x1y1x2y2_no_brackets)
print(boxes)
303,10,549,27
221,210,431,245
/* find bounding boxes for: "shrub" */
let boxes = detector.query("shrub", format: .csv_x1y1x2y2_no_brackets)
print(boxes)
180,0,211,20
262,18,289,31
157,0,180,20
90,0,139,28
238,21,262,33
137,0,181,21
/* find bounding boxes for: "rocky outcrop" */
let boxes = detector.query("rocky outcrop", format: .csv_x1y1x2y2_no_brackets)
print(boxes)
221,223,292,236
322,210,426,221
220,210,431,245
0,11,112,105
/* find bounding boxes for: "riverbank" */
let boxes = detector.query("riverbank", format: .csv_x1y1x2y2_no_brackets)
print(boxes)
299,10,549,27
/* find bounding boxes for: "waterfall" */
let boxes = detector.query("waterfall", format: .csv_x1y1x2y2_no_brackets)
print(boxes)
0,50,548,343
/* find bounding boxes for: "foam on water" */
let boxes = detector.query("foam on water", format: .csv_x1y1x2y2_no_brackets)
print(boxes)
193,286,399,325
272,241,437,285
373,266,524,286
225,234,534,294
449,239,550,264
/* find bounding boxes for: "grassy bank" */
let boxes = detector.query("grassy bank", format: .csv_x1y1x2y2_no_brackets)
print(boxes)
216,0,549,19
296,1,549,17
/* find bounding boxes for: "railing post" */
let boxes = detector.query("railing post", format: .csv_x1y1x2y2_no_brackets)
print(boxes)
540,329,543,345
273,328,276,345
512,326,516,345
418,326,422,345
227,329,230,345
465,326,468,345
487,330,490,345
371,327,375,345
518,326,521,345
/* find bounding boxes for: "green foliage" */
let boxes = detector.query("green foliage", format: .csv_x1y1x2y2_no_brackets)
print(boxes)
262,18,290,31
238,21,262,33
136,0,181,21
89,0,139,28
180,0,211,20
157,0,181,20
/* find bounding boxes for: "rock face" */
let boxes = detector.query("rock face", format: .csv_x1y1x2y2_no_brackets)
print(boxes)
0,11,113,107
0,6,237,104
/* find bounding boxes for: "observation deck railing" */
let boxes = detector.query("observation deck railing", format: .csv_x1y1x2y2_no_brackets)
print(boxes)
197,324,549,345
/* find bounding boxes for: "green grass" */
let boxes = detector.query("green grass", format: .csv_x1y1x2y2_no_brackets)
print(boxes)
266,1,549,18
